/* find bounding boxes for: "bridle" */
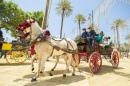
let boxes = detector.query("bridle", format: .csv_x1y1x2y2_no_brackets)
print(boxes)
16,19,51,45
16,19,36,44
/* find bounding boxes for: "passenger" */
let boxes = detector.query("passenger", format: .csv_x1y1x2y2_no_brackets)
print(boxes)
95,31,104,44
88,26,96,38
94,34,102,44
100,31,104,37
102,37,110,48
87,26,96,46
81,28,89,39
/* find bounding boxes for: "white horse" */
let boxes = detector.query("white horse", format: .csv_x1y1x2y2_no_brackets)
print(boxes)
17,19,79,82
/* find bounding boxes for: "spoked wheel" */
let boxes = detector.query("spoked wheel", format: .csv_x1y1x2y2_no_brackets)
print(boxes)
6,50,28,64
111,49,119,68
89,52,102,74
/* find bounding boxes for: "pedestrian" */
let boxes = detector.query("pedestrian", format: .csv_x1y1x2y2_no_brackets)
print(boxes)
0,27,3,51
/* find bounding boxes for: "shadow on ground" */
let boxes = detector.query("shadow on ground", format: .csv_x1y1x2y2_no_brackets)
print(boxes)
24,75,86,86
0,62,30,66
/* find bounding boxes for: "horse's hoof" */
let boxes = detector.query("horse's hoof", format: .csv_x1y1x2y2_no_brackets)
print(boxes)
51,69,54,71
31,78,37,82
40,71,43,73
32,68,34,71
72,73,75,76
50,73,53,76
63,74,66,77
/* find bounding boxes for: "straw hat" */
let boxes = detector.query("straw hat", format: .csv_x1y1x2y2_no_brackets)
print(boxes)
88,26,92,29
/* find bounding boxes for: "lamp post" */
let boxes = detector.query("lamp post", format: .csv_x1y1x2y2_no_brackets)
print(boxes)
88,16,91,27
89,10,94,29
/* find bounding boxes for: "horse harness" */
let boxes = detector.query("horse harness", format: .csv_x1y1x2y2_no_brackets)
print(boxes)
31,34,77,57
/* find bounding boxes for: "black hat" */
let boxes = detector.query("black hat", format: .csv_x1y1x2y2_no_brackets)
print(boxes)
82,28,86,30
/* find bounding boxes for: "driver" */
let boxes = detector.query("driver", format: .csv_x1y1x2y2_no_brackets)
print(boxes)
81,28,89,39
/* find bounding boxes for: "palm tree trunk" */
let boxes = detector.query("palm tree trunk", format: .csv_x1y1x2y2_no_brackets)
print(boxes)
116,25,121,58
113,29,116,49
116,26,120,50
129,39,130,53
60,10,65,39
78,20,81,36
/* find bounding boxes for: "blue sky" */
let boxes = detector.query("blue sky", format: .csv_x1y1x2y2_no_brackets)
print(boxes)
4,0,130,43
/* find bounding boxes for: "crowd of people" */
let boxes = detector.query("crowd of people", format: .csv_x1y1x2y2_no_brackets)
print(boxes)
80,26,111,48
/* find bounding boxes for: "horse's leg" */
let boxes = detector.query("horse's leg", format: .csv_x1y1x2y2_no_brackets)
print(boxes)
31,56,42,82
67,54,75,76
61,55,69,77
51,56,59,71
31,54,36,71
74,54,81,72
39,55,49,75
49,56,60,76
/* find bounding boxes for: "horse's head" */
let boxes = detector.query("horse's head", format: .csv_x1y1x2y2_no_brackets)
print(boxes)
16,19,51,42
16,19,37,42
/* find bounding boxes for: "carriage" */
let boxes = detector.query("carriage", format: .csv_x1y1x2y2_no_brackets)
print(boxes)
74,38,119,73
0,40,30,64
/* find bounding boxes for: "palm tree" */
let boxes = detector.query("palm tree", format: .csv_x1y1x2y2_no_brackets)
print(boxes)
55,0,73,38
74,14,86,35
111,26,116,49
111,19,127,50
125,33,130,53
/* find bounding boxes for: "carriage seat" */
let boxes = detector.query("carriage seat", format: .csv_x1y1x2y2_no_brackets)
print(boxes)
75,38,91,52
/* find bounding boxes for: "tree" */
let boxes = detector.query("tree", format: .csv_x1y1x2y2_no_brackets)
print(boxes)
125,33,130,53
1,1,28,37
111,19,127,50
29,11,44,26
74,14,86,35
55,0,73,38
1,1,44,38
74,35,80,40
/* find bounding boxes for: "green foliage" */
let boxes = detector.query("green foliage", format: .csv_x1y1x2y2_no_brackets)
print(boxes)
74,35,80,40
111,19,127,29
120,42,129,52
109,40,114,47
74,14,86,35
74,14,86,24
55,0,73,17
125,33,130,40
29,11,44,26
1,1,28,37
0,1,44,38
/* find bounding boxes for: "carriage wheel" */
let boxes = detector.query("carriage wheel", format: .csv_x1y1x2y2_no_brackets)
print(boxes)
89,52,102,74
6,51,16,64
111,49,119,68
6,50,28,64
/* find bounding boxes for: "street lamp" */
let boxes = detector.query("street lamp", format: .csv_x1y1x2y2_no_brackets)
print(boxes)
89,10,94,29
88,16,91,27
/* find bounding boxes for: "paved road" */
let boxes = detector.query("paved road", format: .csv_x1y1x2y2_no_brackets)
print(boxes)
0,57,130,86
